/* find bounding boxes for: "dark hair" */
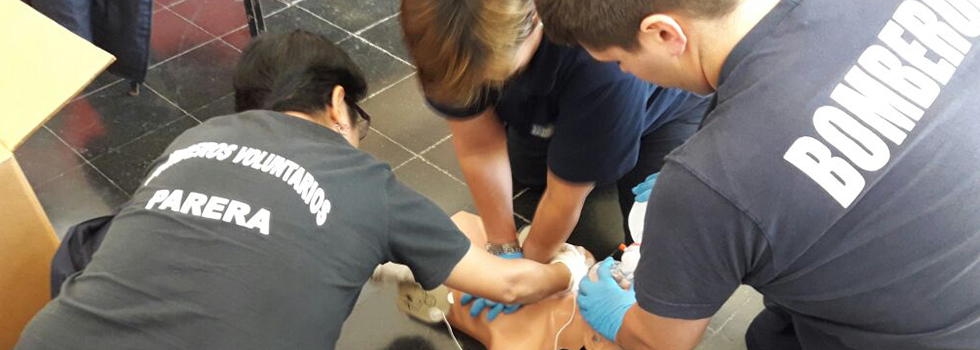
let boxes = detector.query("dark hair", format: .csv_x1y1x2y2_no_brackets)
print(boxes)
233,30,369,117
536,0,739,50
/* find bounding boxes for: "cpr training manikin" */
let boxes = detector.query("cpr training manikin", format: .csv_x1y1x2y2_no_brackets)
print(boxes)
374,202,648,350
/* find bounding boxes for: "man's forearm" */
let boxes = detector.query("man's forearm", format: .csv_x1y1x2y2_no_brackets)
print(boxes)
617,305,710,350
522,186,588,263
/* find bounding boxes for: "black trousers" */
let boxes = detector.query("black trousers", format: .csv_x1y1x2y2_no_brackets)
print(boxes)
746,298,804,350
507,113,701,258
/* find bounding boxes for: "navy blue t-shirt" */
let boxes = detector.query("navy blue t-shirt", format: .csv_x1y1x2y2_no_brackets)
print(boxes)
634,0,980,349
428,37,710,184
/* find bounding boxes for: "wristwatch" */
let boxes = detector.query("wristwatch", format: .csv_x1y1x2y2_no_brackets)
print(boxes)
486,241,522,255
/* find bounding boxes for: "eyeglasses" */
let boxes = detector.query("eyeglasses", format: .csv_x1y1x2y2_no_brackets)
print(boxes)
347,99,371,140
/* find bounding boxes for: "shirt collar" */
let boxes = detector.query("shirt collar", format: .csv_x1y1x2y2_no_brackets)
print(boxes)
717,0,802,90
506,36,565,96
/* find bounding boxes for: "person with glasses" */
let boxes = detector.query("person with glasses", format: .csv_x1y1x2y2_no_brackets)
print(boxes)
14,30,590,350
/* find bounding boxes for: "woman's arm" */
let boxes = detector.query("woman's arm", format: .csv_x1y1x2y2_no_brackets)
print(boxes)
447,110,521,247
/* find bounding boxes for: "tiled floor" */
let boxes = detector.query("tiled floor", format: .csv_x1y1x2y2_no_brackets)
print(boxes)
16,0,763,349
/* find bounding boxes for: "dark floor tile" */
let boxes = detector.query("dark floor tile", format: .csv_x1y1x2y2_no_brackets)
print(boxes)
394,159,473,215
150,9,215,65
263,6,350,42
90,116,201,195
81,71,123,95
361,77,448,153
46,82,186,161
34,164,131,239
357,16,411,62
220,6,353,53
360,133,414,168
191,93,237,122
420,139,462,181
514,214,530,227
339,37,415,97
336,281,485,350
146,40,240,111
170,0,285,37
512,187,543,220
298,0,398,33
14,128,86,188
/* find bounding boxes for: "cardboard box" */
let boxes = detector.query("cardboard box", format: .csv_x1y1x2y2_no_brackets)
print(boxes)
0,1,114,348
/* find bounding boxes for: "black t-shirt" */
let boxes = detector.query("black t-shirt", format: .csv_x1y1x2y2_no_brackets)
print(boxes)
16,111,471,350
634,0,980,349
428,37,711,184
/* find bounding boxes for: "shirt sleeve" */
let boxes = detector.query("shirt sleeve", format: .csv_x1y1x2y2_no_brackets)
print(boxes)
425,87,502,120
546,65,659,184
634,162,771,319
384,175,472,290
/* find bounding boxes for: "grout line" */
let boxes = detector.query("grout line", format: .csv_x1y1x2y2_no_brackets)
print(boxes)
413,135,467,186
155,8,234,67
711,297,753,334
367,125,419,160
192,92,235,119
419,160,466,186
212,0,296,51
295,6,415,68
264,1,294,17
163,0,190,9
47,124,131,195
218,37,242,53
363,72,417,102
391,155,418,171
354,11,399,35
418,134,452,156
30,126,90,189
84,114,200,196
144,85,194,116
156,1,301,73
512,187,529,200
73,78,124,102
149,37,222,70
514,213,532,225
351,34,416,68
418,156,467,186
98,115,197,158
142,85,202,124
88,161,133,196
296,6,352,33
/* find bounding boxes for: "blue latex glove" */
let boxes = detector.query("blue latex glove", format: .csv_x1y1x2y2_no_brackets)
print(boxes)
578,257,636,342
459,252,524,321
631,173,660,202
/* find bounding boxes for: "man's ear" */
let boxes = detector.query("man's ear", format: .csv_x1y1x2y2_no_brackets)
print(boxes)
328,85,350,128
638,14,688,57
